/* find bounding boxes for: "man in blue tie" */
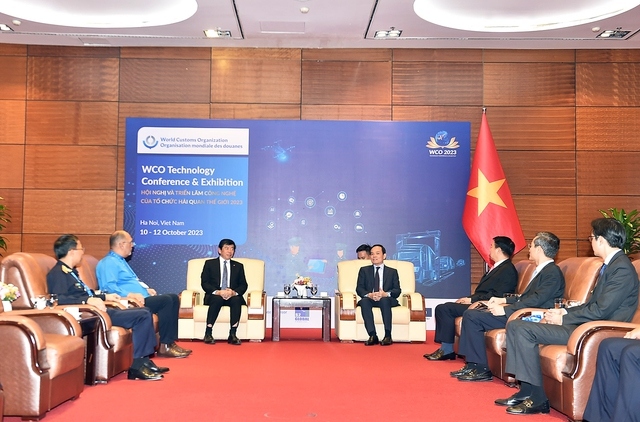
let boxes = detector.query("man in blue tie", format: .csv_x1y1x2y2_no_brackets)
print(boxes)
495,218,639,415
47,234,164,381
356,244,401,346
200,239,248,345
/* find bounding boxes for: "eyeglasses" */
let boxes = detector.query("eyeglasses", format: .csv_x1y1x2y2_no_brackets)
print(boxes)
71,247,85,251
587,235,596,242
121,241,136,247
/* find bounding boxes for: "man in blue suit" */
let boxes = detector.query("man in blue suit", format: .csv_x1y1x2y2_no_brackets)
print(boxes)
356,244,401,346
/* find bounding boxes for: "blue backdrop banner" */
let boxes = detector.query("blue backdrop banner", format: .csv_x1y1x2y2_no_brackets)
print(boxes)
124,118,471,299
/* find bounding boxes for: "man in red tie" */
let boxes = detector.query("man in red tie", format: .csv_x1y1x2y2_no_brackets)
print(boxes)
355,244,401,346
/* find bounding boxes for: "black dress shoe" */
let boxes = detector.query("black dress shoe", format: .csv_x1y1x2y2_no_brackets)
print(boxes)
171,342,192,354
495,393,530,407
127,365,163,381
424,349,456,361
380,336,393,346
506,399,550,415
204,334,215,344
144,359,170,374
457,368,492,382
227,334,241,345
450,364,473,377
364,335,379,346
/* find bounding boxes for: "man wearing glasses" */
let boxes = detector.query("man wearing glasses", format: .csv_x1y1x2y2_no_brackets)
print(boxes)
495,218,638,415
97,230,191,358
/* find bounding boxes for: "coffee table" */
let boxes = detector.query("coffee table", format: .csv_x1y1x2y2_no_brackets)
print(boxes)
271,296,331,342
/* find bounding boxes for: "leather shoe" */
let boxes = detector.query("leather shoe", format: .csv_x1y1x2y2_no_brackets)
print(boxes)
364,335,379,346
127,365,163,381
380,336,393,346
171,342,192,354
450,364,473,377
144,359,169,374
424,349,456,361
204,334,215,344
506,399,550,415
457,368,492,382
227,334,241,345
495,393,530,407
157,343,189,358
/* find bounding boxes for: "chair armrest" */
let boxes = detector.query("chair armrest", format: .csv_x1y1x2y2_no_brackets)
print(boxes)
403,292,426,322
74,304,114,348
178,290,199,319
0,315,50,372
562,321,638,379
9,309,81,337
247,291,265,320
336,291,358,321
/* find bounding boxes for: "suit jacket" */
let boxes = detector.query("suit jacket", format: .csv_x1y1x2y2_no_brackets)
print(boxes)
563,251,639,326
201,258,248,306
503,261,565,318
470,259,518,302
356,264,401,303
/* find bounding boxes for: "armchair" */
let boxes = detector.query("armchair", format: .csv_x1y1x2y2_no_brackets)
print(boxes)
485,256,603,386
335,259,425,342
537,258,640,421
1,252,133,383
0,309,85,420
178,258,266,341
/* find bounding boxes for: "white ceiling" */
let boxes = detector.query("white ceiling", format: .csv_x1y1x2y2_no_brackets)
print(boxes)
1,0,639,49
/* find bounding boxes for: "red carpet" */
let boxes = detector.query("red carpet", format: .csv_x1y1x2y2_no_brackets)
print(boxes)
5,331,567,421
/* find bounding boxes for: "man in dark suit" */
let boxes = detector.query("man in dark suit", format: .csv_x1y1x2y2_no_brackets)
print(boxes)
583,326,640,422
452,232,565,381
424,236,518,361
496,218,639,415
356,244,401,346
201,238,248,345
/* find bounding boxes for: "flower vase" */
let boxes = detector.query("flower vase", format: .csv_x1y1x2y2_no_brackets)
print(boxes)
2,300,12,312
294,284,307,298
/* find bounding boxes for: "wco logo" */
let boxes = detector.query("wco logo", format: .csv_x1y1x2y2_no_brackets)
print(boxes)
143,135,158,149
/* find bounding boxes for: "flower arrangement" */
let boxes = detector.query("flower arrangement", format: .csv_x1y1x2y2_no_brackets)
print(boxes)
293,275,312,286
0,282,21,302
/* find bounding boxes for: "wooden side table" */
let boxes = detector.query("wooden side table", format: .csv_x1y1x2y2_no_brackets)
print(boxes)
77,315,99,385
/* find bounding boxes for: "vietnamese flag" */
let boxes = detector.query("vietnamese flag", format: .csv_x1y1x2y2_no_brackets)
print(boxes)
462,110,526,264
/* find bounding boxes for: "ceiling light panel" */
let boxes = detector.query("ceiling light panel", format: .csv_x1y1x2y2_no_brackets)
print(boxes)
0,0,198,28
413,0,640,32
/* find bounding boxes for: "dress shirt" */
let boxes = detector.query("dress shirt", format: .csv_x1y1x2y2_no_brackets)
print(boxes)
96,250,149,297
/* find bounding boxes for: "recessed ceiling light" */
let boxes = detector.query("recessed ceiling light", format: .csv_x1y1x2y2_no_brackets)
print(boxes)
204,29,232,38
375,28,403,39
0,23,13,31
0,0,198,28
413,0,640,32
596,28,631,38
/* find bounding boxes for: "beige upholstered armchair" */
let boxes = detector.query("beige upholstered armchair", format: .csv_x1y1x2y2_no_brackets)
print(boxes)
335,259,426,342
178,258,266,341
1,252,134,383
0,309,85,420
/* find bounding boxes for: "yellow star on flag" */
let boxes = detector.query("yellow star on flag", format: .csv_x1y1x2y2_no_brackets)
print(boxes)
467,169,506,216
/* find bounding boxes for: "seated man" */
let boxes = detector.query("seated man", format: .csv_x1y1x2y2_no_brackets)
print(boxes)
47,234,165,381
200,238,247,345
424,236,518,361
452,232,565,381
96,230,191,358
583,326,640,422
496,218,639,415
356,244,371,260
356,244,401,346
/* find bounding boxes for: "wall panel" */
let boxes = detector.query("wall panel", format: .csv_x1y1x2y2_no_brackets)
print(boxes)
0,145,25,188
211,104,301,120
0,188,23,233
301,105,391,120
0,100,26,144
500,151,576,195
22,190,116,233
24,145,117,189
26,101,118,145
576,152,640,195
0,56,27,100
577,107,640,149
577,63,640,106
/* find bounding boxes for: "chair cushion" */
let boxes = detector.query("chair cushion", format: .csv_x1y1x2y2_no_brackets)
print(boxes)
356,306,410,325
43,333,85,379
539,344,568,382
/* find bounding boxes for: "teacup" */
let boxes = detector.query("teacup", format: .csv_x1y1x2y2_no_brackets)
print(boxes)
64,307,81,319
32,295,47,310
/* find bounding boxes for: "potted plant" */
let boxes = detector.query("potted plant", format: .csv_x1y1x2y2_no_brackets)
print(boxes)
0,196,10,256
599,208,640,255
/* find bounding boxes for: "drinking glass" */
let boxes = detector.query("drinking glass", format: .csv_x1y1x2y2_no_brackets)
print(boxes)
310,284,318,296
283,284,291,296
47,293,58,309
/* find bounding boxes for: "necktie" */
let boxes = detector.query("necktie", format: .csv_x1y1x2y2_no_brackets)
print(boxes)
374,266,380,292
590,263,607,295
222,260,229,289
